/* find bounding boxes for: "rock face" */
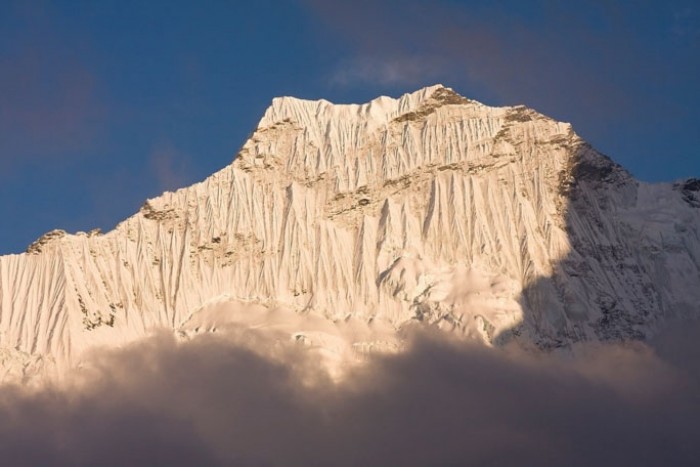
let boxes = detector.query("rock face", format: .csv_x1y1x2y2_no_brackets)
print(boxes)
1,85,699,379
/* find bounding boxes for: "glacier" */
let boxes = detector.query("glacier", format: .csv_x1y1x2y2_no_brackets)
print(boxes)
1,84,699,381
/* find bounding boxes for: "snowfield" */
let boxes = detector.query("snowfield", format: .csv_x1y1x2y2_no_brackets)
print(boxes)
1,85,699,382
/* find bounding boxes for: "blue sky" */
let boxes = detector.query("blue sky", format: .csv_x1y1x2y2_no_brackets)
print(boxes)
1,0,698,254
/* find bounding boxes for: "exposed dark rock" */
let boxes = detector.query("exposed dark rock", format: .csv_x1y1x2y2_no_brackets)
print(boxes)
393,87,470,123
26,229,67,255
141,201,179,221
673,178,700,208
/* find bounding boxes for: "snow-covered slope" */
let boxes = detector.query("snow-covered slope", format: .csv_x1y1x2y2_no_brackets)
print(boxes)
1,85,699,380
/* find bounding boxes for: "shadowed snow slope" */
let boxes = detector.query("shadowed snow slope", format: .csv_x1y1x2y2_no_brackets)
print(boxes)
1,85,699,380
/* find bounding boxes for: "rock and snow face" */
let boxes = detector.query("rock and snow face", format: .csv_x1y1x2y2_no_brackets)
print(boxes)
1,84,699,380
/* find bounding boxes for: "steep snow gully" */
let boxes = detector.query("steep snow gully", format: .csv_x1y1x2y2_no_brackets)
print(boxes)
1,85,699,381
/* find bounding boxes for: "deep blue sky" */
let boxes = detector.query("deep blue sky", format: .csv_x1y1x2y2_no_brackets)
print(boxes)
1,0,698,254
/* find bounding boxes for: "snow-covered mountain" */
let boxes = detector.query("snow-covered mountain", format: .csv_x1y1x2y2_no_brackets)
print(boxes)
1,85,699,381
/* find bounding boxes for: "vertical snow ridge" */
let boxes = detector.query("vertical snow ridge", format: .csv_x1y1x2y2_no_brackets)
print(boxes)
1,85,699,378
259,84,448,129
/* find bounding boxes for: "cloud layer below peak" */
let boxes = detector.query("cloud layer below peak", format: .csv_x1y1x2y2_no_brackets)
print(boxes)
0,322,698,466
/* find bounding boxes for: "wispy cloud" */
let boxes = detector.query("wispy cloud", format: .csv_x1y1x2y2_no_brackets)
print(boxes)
330,55,445,87
0,2,105,170
304,0,699,129
148,141,192,193
672,7,700,44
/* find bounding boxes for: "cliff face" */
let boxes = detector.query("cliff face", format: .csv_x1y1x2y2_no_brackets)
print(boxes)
1,85,699,380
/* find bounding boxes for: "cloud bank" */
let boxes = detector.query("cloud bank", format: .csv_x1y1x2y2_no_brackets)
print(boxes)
0,323,698,466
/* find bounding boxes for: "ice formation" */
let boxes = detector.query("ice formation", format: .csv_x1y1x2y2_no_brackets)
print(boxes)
1,85,699,381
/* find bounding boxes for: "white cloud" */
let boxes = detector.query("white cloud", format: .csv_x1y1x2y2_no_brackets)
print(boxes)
329,55,446,87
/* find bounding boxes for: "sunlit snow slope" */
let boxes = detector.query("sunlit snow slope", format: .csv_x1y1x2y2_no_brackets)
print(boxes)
1,85,699,380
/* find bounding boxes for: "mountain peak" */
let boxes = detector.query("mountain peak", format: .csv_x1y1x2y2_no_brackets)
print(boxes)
258,84,473,129
1,86,699,383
